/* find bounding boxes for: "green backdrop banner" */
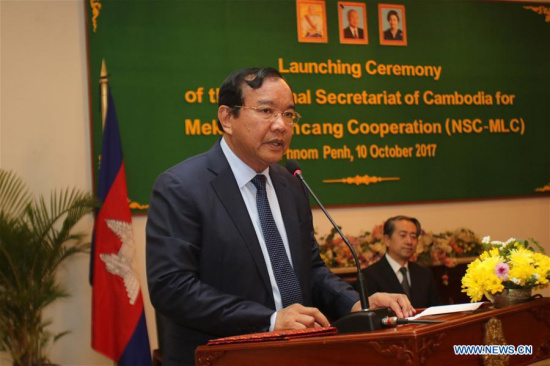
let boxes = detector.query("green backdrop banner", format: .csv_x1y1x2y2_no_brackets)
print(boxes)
86,0,550,211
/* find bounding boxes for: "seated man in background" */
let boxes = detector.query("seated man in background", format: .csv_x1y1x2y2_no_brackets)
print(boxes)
357,216,440,308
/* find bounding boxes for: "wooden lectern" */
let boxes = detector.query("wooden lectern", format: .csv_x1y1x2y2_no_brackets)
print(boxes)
196,298,550,366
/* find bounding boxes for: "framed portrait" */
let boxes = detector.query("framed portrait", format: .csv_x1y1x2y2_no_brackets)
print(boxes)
378,4,407,46
297,0,328,43
338,2,368,45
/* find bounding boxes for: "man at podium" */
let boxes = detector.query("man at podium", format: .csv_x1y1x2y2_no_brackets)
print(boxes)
146,68,415,366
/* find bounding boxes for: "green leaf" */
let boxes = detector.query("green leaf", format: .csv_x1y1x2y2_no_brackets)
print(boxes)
0,169,97,365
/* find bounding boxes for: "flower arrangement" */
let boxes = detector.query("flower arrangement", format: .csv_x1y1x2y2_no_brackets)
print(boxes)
318,225,386,269
415,228,483,267
318,223,484,269
461,237,550,302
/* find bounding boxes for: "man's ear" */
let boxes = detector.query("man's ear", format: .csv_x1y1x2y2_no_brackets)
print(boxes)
383,235,390,247
218,105,234,135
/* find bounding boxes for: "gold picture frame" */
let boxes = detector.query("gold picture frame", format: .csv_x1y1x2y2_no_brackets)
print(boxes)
338,2,368,45
297,0,328,43
379,4,407,46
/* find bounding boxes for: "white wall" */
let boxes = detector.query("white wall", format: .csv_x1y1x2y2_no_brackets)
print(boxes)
1,1,549,365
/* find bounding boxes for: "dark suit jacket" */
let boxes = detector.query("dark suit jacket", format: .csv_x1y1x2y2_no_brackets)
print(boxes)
343,26,364,39
146,140,359,365
357,256,440,309
383,28,403,40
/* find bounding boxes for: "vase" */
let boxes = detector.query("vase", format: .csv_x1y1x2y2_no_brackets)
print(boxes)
490,288,533,308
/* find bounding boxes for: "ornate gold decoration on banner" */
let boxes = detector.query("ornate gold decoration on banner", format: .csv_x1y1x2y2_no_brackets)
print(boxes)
523,6,550,22
129,200,149,210
323,174,400,186
483,317,509,366
535,184,550,193
100,60,108,128
90,0,102,32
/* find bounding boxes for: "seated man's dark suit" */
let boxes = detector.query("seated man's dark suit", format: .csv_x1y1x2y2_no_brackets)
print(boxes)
358,255,440,308
146,139,360,366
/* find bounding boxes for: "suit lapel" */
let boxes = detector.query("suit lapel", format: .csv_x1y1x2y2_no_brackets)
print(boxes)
207,141,272,294
408,263,423,305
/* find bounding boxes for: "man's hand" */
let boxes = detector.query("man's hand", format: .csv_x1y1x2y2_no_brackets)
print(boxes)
274,304,330,330
350,300,363,313
368,292,416,318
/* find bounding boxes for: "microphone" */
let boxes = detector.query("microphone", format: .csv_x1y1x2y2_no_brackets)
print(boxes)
381,316,443,326
285,159,390,333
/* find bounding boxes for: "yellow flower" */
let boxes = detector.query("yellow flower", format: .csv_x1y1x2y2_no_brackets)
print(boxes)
532,252,550,285
479,247,500,260
462,237,550,303
507,248,535,286
462,255,504,302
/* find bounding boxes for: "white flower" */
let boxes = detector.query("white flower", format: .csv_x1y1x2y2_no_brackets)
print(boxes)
511,277,521,285
533,274,540,280
483,236,514,247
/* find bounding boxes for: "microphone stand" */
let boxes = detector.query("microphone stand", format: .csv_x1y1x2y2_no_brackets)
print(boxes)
293,170,390,333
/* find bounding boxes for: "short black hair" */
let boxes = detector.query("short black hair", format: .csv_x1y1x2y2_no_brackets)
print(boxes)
387,10,399,22
217,67,285,131
383,215,421,237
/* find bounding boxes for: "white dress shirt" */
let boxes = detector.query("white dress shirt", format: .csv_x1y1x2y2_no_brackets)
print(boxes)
221,137,293,329
385,253,412,287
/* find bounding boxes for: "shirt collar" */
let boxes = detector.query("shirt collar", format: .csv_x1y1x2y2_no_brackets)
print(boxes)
385,252,408,274
220,137,270,189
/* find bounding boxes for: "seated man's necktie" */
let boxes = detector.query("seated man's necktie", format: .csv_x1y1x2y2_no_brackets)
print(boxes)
399,266,411,298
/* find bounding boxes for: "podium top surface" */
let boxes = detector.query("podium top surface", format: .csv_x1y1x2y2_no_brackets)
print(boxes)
196,297,550,366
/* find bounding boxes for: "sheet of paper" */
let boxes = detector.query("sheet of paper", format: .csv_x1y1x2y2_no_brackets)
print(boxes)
408,302,484,320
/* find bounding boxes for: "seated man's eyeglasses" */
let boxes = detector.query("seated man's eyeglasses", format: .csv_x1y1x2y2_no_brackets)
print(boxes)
233,105,301,125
